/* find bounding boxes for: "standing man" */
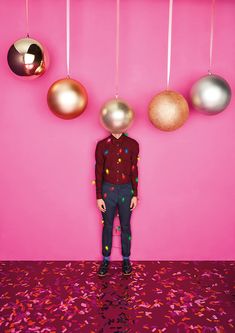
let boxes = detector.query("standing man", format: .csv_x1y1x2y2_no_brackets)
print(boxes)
95,131,139,276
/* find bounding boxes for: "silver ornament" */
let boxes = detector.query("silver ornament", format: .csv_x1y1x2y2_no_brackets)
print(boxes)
190,74,232,114
100,98,134,133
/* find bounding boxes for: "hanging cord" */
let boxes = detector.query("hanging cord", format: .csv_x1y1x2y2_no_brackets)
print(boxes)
66,0,70,78
166,0,174,90
115,0,120,99
25,0,29,37
208,0,215,75
166,0,173,90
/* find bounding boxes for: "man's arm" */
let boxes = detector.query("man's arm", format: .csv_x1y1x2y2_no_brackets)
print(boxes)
95,141,104,200
130,141,139,197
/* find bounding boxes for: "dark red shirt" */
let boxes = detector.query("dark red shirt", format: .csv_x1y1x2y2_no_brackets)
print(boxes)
95,133,139,199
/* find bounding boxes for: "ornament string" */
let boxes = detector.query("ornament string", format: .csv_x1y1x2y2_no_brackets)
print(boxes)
115,0,120,99
25,0,29,37
66,0,70,78
166,0,173,90
209,0,215,75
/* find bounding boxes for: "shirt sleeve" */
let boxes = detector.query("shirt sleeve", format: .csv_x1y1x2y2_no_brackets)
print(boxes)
95,141,104,199
130,141,139,197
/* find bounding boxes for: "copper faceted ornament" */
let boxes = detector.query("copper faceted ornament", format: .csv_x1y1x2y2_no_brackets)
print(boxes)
148,90,189,131
100,98,134,133
47,78,88,119
7,37,49,79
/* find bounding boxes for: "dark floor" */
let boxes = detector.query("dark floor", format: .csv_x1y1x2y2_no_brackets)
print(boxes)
0,261,234,332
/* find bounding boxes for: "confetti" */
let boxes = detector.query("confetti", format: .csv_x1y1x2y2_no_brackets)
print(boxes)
0,261,234,331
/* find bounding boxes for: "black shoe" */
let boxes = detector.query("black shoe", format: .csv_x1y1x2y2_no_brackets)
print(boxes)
122,259,132,275
97,259,110,276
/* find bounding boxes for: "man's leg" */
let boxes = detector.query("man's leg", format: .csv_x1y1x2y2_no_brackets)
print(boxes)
118,183,133,258
101,182,117,258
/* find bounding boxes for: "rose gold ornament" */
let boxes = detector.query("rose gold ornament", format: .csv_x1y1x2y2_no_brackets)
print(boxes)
100,98,134,133
148,90,189,131
47,78,88,119
7,37,49,79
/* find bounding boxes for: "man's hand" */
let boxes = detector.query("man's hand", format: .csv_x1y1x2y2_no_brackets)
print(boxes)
130,196,138,211
97,198,106,212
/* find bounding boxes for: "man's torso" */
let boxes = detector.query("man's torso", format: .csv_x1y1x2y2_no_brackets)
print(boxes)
98,133,138,185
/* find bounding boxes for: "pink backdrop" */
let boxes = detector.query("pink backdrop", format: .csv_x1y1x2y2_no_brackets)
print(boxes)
0,0,234,260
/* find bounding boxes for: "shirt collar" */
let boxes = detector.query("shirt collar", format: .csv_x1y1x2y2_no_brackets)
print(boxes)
109,132,125,143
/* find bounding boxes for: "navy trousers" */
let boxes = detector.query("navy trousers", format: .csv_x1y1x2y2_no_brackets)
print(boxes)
101,181,133,257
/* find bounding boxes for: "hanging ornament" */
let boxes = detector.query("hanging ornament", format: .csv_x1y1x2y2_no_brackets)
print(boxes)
47,0,88,119
100,98,134,133
148,0,189,131
190,74,231,114
190,0,231,114
100,0,134,133
148,90,189,131
7,0,49,79
47,78,88,119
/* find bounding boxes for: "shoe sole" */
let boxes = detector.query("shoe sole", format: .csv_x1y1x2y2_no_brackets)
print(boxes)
122,271,132,275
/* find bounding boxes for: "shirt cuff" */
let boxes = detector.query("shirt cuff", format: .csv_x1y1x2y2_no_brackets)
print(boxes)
133,189,138,197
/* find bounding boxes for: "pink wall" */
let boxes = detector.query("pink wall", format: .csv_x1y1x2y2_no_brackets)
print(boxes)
0,0,234,260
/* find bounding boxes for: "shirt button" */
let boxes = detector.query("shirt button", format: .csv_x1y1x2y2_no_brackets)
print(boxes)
117,170,119,173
